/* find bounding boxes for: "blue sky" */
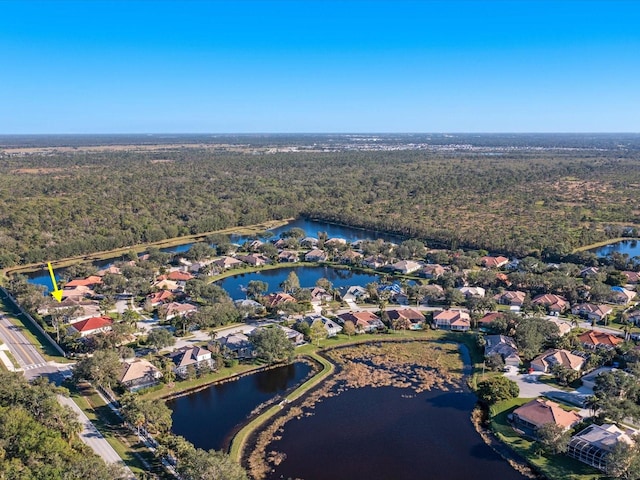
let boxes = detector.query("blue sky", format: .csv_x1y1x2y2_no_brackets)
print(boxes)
1,0,639,133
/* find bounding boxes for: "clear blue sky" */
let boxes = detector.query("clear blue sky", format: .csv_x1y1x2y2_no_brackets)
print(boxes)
1,0,639,133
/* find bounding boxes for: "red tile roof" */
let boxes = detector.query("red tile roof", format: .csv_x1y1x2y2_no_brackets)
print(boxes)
71,316,113,333
579,331,623,348
167,271,194,281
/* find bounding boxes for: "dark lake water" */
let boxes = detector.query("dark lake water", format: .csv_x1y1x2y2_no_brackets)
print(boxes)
266,386,526,480
218,266,386,301
594,240,640,258
166,362,313,451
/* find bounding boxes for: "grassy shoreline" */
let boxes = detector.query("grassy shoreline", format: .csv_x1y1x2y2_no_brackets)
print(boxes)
572,237,638,253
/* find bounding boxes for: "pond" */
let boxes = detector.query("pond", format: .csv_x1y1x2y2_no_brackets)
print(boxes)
166,362,313,451
265,386,526,480
594,239,640,258
218,266,388,301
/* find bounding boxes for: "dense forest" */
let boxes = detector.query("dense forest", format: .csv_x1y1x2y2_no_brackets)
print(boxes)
1,142,640,267
0,371,128,479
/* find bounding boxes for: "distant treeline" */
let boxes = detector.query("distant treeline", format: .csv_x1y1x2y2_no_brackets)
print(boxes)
1,147,639,267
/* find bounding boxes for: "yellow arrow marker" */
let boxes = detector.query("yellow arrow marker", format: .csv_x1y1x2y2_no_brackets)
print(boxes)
47,262,64,302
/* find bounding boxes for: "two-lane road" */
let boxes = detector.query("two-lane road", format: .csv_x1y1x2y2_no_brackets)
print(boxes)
0,309,133,476
0,312,49,376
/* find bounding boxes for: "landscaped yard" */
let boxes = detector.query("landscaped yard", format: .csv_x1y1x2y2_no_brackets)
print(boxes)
71,383,170,479
490,398,601,480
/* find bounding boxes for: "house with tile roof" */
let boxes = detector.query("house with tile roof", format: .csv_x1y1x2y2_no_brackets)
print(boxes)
387,308,426,329
530,349,586,373
278,250,300,263
477,312,505,330
119,359,163,392
218,333,255,359
64,276,103,288
390,260,422,274
147,290,174,306
420,264,446,279
337,311,384,333
305,249,328,262
610,286,637,305
300,314,343,337
264,292,296,309
622,271,640,284
433,310,471,331
167,270,194,282
161,302,198,320
68,316,113,337
512,399,582,437
571,303,613,323
459,286,486,298
493,290,526,308
238,253,270,266
167,346,213,378
481,256,509,269
484,335,520,367
579,331,623,350
532,293,568,315
214,256,245,269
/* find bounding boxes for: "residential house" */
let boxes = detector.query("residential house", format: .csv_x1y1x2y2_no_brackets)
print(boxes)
152,276,179,291
237,253,270,267
362,255,388,269
167,270,194,282
387,308,426,330
162,302,198,321
530,349,586,373
459,286,486,298
305,249,328,262
277,325,305,345
338,286,368,303
481,256,509,269
433,310,471,331
532,294,569,316
610,286,637,305
325,237,347,247
300,314,343,337
628,309,640,326
511,399,582,437
420,264,446,280
233,299,265,317
37,298,101,322
622,271,640,284
339,250,363,264
147,290,174,307
581,367,618,391
214,256,245,270
264,292,296,309
477,312,504,330
68,316,113,337
96,265,122,276
300,237,318,248
390,260,422,275
119,359,163,392
546,317,573,336
64,276,103,288
571,304,613,323
579,331,623,350
579,267,600,279
567,424,634,471
248,239,264,251
218,333,255,359
493,291,526,308
309,287,332,305
278,250,300,263
337,311,384,333
61,285,96,301
167,346,213,378
484,335,521,367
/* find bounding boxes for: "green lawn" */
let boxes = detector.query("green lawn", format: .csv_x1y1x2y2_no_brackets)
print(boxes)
70,384,171,478
490,398,601,480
